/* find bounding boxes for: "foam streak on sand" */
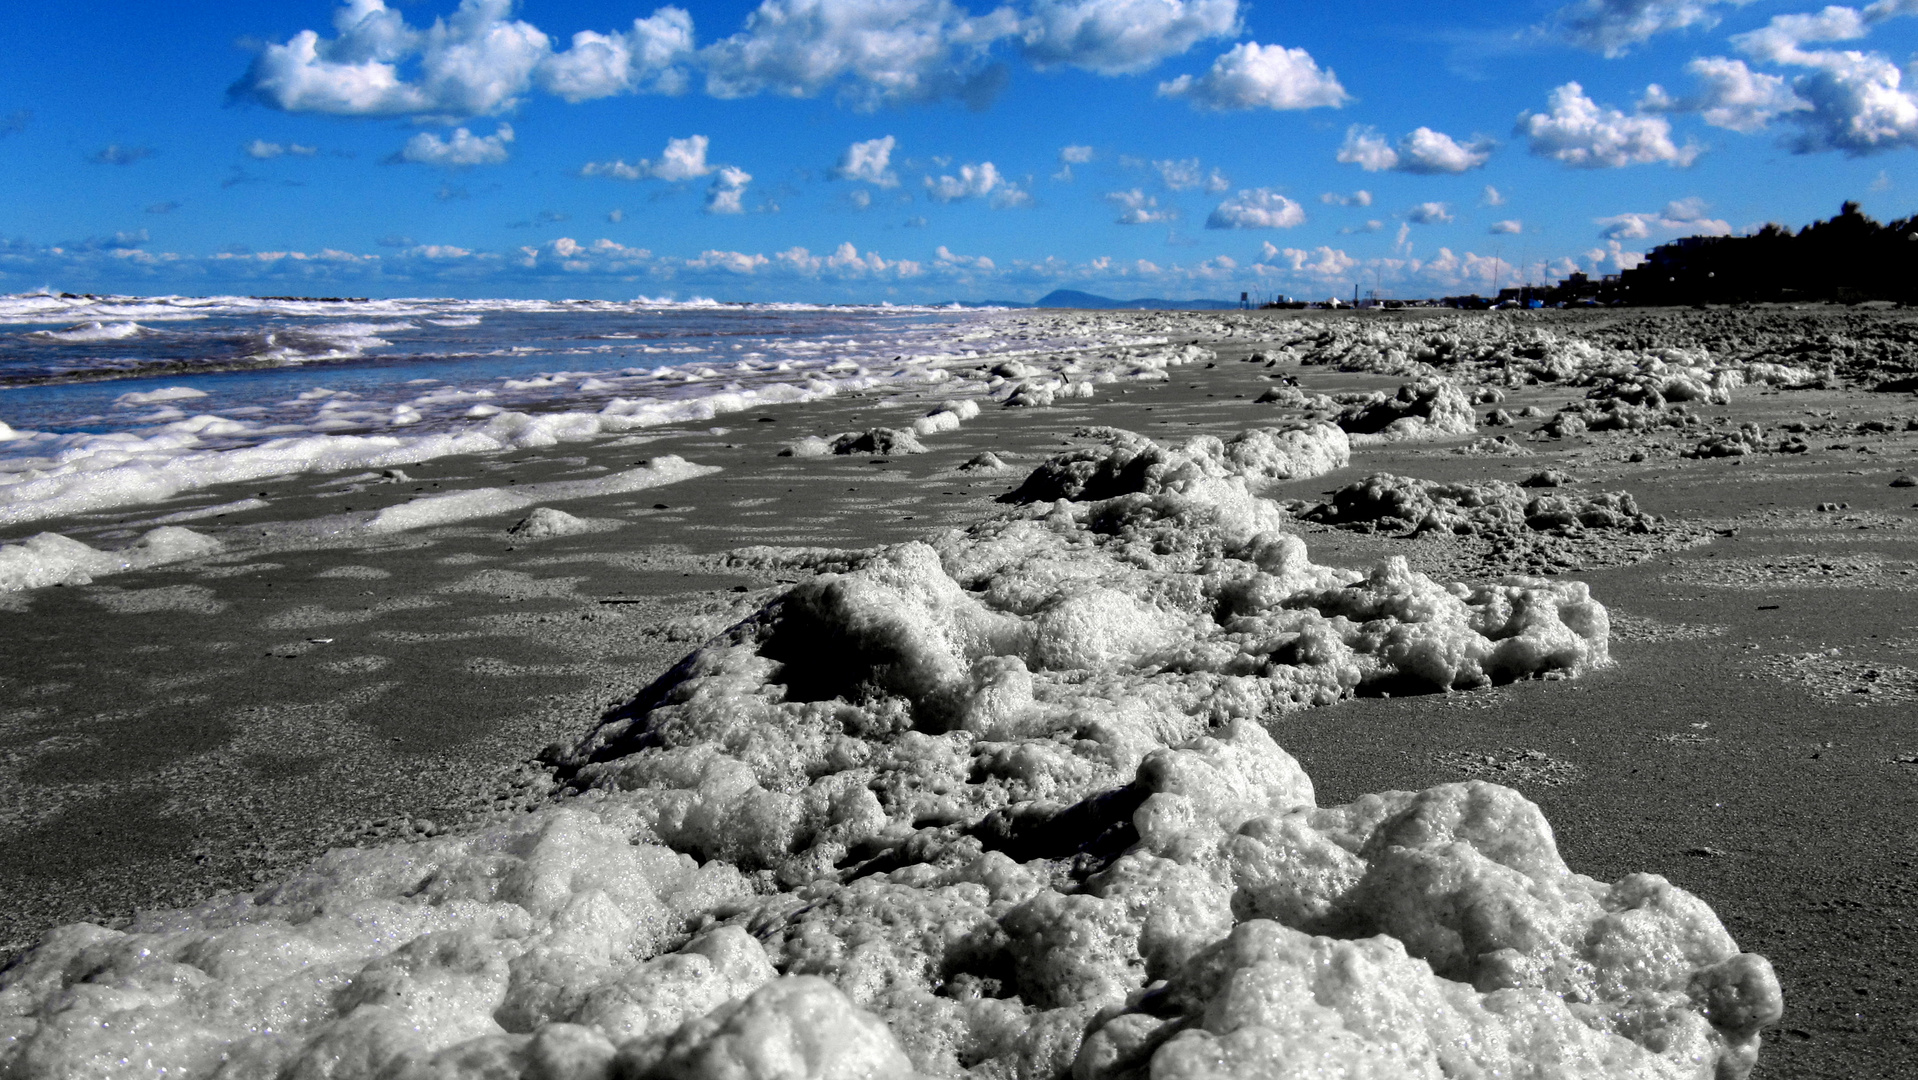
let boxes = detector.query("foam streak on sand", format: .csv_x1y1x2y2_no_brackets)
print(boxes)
0,385,818,529
0,457,716,592
0,420,1782,1079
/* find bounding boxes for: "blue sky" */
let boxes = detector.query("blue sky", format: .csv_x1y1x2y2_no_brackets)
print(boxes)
0,0,1914,302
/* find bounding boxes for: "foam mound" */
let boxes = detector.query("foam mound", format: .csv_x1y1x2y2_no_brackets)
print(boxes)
0,525,220,592
1334,381,1478,443
1302,474,1660,538
781,427,930,458
508,507,617,540
0,428,1779,1080
1003,423,1350,504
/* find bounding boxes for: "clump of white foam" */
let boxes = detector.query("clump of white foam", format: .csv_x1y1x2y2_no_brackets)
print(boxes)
911,398,981,436
1336,380,1478,444
0,525,219,591
508,507,618,540
1006,422,1350,504
1303,473,1660,537
0,809,752,1078
960,451,1010,472
779,428,928,457
113,386,208,408
0,426,1780,1080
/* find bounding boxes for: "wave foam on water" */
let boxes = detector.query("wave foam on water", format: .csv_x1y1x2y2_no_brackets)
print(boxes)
23,320,146,342
0,302,1208,529
0,291,968,326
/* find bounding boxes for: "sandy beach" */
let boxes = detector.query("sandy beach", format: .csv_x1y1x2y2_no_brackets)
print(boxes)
4,306,1916,1077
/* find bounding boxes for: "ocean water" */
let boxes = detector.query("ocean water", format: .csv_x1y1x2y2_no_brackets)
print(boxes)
0,294,1037,437
0,293,1138,528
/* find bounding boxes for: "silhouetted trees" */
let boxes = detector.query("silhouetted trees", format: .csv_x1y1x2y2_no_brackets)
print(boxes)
1578,203,1918,306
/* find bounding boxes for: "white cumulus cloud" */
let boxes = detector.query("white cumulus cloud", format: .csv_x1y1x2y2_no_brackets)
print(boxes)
1595,196,1732,239
1258,242,1359,278
706,166,753,213
536,8,695,101
1640,56,1808,132
245,140,319,159
1020,0,1240,75
1320,189,1373,207
1549,0,1755,58
1054,143,1093,180
1154,158,1229,192
834,135,898,185
1337,126,1494,173
1489,219,1524,234
394,123,514,167
1105,188,1173,223
1155,41,1348,111
924,161,1029,207
1722,4,1918,154
686,248,771,273
1206,188,1305,229
1407,201,1454,224
1518,82,1701,167
232,0,551,116
700,0,1018,110
934,244,995,271
581,134,716,181
774,241,916,276
233,0,697,117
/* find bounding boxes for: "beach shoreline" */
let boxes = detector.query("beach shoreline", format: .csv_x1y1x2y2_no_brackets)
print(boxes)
3,307,1916,1076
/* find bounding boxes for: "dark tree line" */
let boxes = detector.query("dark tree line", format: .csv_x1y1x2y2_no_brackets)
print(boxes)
1588,202,1918,306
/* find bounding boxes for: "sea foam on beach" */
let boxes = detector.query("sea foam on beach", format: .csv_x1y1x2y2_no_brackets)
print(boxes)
0,415,1781,1079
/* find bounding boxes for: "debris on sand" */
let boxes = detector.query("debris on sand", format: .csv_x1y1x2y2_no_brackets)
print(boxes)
1758,648,1918,705
1432,746,1583,787
1452,434,1534,456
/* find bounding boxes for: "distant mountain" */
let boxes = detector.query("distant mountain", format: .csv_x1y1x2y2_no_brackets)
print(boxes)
1034,289,1240,311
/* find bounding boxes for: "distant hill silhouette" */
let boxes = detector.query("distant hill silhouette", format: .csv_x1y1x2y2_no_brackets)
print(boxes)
1034,289,1240,310
1600,202,1918,306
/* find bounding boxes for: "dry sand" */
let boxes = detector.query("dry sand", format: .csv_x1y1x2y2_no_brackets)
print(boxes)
3,307,1916,1076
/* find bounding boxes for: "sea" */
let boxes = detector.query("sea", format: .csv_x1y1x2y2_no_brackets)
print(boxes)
0,292,1141,528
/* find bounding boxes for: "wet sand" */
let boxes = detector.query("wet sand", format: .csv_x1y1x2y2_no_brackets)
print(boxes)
3,308,1916,1076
